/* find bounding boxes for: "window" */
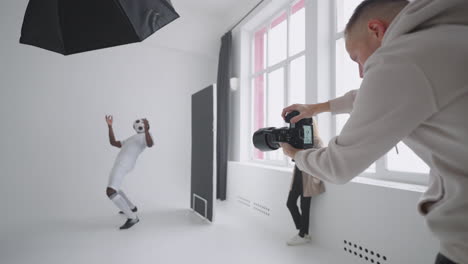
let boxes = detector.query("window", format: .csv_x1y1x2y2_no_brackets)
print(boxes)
334,1,375,172
334,0,429,183
250,0,306,164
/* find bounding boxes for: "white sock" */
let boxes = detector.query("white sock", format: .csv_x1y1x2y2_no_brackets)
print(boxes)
118,190,135,209
111,194,137,219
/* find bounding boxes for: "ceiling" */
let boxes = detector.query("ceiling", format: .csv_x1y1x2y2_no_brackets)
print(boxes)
173,0,261,29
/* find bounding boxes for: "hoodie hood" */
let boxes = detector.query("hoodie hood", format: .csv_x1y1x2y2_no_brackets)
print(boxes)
383,0,468,45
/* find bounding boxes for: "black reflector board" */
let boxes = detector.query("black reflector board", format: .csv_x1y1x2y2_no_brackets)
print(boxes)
191,85,216,222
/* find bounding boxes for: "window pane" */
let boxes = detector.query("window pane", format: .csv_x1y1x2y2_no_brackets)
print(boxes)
252,75,265,160
267,68,285,128
254,28,267,74
336,0,364,33
335,38,361,133
289,0,305,55
289,55,306,105
267,68,285,161
269,12,287,66
267,148,285,161
335,38,375,172
387,142,430,173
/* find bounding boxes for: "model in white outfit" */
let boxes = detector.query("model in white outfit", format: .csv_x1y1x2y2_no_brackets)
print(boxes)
281,0,468,263
105,115,154,230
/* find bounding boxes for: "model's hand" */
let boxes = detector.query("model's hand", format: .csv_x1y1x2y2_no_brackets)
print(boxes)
282,102,330,124
279,143,301,159
143,118,150,132
105,115,114,126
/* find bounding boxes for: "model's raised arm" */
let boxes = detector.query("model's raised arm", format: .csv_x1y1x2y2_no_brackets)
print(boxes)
143,119,154,148
106,115,122,148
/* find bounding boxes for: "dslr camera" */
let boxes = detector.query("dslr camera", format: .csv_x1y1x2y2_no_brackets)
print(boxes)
252,111,314,151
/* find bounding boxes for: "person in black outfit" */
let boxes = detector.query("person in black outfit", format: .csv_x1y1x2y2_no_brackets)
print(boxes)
286,166,312,244
285,118,325,246
286,164,325,246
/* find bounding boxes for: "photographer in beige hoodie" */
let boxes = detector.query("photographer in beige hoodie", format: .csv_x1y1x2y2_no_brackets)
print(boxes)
280,0,468,263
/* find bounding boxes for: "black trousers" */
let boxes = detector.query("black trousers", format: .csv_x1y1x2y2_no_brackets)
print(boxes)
435,254,457,264
286,167,311,236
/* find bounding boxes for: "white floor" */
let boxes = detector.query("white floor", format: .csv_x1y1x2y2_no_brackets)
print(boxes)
1,201,348,264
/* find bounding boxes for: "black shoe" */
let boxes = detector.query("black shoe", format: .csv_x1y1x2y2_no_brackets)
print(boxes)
119,218,139,230
119,206,138,214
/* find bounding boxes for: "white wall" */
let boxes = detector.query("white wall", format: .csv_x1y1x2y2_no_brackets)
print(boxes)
227,0,440,263
0,0,228,230
228,163,439,264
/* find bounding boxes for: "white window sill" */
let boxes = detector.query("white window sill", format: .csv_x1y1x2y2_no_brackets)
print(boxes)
229,161,428,193
350,176,427,193
230,161,293,173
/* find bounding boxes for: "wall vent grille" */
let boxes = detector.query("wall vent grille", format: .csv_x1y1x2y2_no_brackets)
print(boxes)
343,240,388,264
237,196,251,207
236,196,270,216
253,202,271,216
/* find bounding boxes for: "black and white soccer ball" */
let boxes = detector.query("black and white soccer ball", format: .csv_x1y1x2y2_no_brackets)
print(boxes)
133,119,146,134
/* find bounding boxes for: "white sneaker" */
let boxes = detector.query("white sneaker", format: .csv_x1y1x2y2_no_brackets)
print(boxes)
304,234,312,240
286,234,311,246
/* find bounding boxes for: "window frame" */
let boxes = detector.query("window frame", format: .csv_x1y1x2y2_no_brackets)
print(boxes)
331,0,429,186
248,0,307,167
239,0,429,186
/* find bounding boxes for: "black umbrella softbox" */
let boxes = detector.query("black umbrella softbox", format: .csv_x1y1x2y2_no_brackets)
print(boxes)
20,0,180,55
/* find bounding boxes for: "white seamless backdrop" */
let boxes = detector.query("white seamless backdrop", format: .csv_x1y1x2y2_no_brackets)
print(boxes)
0,0,224,230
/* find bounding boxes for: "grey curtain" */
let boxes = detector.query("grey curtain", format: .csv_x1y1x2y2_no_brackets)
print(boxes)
216,31,232,200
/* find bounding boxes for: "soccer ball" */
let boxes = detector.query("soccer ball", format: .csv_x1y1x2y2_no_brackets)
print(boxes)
133,119,145,134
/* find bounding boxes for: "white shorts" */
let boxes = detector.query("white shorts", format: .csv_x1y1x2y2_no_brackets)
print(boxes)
108,164,132,190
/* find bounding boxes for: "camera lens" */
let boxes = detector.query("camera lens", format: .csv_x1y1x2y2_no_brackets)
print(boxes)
252,128,280,151
252,111,314,152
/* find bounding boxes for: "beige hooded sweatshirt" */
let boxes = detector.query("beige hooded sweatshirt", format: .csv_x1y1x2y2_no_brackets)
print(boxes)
294,0,468,262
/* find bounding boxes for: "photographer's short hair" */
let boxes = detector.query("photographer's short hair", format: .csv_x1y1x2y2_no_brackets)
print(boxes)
345,0,409,36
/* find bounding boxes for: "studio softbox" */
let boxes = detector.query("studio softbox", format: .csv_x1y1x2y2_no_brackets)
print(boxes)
19,0,180,55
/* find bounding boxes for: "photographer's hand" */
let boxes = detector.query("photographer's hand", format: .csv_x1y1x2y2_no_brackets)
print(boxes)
282,102,330,124
279,143,301,159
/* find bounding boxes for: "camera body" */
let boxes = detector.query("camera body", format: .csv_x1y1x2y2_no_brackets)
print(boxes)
252,111,314,151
